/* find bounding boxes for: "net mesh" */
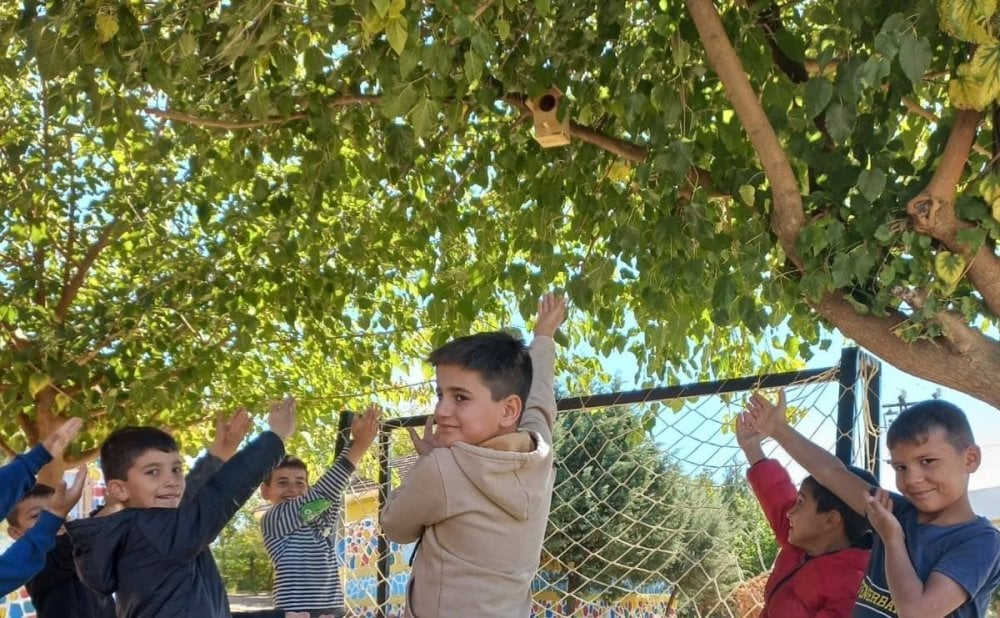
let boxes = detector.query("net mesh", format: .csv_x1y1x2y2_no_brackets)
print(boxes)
341,351,881,618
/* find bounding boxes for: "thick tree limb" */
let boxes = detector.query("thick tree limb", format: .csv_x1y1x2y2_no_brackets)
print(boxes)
906,110,1000,317
64,447,99,466
0,438,16,459
17,411,38,444
685,0,805,267
687,0,1000,407
818,294,1000,408
55,219,124,321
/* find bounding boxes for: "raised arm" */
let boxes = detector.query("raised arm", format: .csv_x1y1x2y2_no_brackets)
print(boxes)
262,407,378,539
0,417,82,514
518,293,564,438
737,412,796,547
139,397,293,560
184,407,253,503
747,389,872,516
0,465,86,595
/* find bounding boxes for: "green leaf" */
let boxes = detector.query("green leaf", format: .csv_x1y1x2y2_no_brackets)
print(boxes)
372,0,391,17
804,77,833,118
409,96,439,138
464,50,483,87
29,374,51,398
95,12,119,43
935,251,965,288
898,35,932,86
304,47,326,75
386,15,408,55
825,102,856,144
857,168,887,202
738,185,756,206
382,84,418,118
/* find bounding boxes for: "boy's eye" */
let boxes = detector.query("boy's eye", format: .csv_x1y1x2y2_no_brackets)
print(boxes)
920,458,936,466
455,394,467,402
892,464,906,472
147,469,158,476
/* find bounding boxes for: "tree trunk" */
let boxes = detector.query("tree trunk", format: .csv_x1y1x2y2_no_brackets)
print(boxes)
686,0,1000,409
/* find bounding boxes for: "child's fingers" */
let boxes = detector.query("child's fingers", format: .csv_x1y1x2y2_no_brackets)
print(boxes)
777,388,786,408
69,464,87,494
423,416,434,439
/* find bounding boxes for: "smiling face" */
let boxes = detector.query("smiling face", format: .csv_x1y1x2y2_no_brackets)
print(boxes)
262,466,309,505
107,449,186,509
432,363,521,447
889,427,980,524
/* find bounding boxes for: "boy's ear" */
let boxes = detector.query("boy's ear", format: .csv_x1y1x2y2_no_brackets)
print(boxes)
824,509,843,532
106,479,130,505
964,445,982,473
260,482,272,501
7,522,23,540
498,394,523,429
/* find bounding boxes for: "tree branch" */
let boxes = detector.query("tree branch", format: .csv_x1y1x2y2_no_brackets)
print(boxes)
905,110,1000,317
687,0,1000,407
0,437,16,459
17,412,39,444
817,293,1000,408
686,0,805,266
55,219,124,321
64,446,100,466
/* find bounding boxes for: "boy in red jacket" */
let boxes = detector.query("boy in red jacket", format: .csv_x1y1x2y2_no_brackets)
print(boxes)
736,411,875,617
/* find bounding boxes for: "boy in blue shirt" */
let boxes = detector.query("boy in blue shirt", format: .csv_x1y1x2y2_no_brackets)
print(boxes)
747,390,1000,617
66,401,296,618
1,417,86,595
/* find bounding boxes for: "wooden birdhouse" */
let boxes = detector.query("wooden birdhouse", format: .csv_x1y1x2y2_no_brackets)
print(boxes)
526,87,571,148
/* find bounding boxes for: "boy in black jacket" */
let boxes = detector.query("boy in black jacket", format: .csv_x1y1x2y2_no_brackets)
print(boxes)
12,409,255,618
66,400,295,618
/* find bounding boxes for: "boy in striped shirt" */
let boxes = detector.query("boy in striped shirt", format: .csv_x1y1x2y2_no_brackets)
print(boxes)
260,406,379,618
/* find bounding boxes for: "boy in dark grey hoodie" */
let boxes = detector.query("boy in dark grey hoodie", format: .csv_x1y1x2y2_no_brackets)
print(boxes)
67,402,294,618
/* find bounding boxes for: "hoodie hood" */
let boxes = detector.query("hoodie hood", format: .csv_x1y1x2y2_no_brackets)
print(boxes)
450,428,552,521
65,509,135,595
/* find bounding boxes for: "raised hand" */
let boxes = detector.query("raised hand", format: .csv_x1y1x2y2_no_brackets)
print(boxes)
267,396,296,442
744,388,789,438
534,293,566,338
735,412,766,465
865,487,904,544
351,405,381,449
407,416,438,456
346,405,381,465
41,417,84,458
46,465,87,519
209,407,252,461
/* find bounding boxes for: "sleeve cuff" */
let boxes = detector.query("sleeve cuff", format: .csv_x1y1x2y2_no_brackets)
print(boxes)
35,509,65,534
24,443,54,473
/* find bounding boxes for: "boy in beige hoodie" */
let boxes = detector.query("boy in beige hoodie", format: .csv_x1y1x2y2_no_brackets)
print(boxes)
381,293,565,618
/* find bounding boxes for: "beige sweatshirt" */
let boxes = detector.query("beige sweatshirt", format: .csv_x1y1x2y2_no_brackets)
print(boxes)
380,336,557,618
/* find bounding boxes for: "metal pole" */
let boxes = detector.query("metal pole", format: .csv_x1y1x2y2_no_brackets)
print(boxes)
376,427,391,618
837,347,860,466
864,354,883,481
334,410,352,458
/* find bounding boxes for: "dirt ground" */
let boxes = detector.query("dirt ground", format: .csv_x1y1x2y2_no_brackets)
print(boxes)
228,593,274,611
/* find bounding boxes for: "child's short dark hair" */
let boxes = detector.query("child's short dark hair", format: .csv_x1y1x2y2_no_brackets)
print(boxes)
800,465,877,548
5,483,55,528
100,426,179,481
887,400,974,451
263,455,309,485
428,331,532,406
